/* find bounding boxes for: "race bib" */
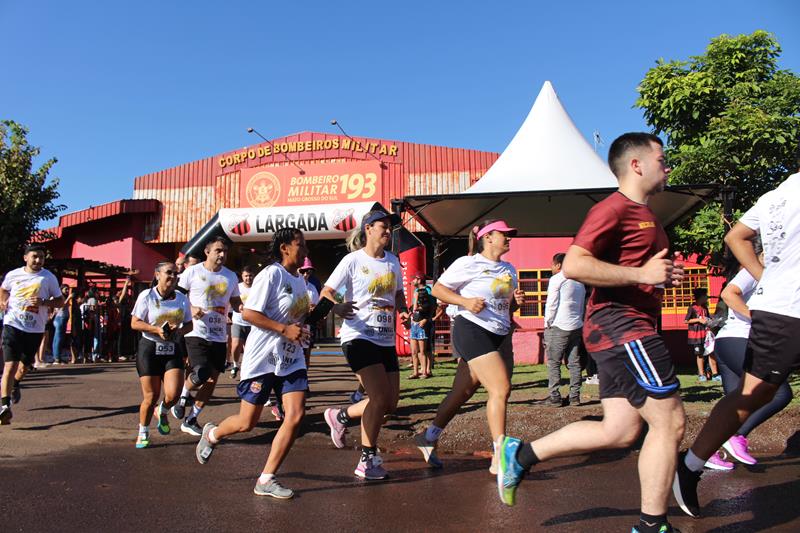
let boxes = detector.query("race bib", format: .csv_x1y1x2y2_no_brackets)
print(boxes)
155,341,176,356
276,341,301,371
367,307,394,341
203,311,226,339
490,298,510,313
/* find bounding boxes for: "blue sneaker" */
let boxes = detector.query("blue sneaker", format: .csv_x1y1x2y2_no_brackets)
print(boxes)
497,436,525,506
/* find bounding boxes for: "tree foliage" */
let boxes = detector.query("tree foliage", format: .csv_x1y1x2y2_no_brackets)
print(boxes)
636,31,800,263
0,120,64,274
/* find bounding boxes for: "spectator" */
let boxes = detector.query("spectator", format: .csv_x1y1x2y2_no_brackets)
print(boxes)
685,288,721,382
51,285,72,364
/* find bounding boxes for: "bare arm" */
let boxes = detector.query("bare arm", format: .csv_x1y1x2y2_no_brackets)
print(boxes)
562,245,682,288
724,222,763,281
431,282,485,314
721,283,750,320
117,277,131,303
0,287,8,312
131,316,169,340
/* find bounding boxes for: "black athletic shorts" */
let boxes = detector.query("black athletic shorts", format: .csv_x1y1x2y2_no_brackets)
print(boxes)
744,310,800,385
231,324,250,340
136,338,185,377
1,325,43,366
343,339,399,373
185,337,228,373
452,315,508,362
592,335,679,408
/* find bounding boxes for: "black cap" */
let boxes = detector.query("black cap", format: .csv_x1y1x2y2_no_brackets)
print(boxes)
361,210,401,230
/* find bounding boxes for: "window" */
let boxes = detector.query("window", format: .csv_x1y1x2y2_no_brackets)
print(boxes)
662,267,710,313
517,269,553,318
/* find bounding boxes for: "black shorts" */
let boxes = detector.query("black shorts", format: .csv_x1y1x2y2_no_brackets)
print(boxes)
185,337,228,374
343,339,399,373
452,316,508,362
690,344,704,356
592,335,679,408
1,326,43,366
744,311,800,385
136,338,185,377
231,324,250,340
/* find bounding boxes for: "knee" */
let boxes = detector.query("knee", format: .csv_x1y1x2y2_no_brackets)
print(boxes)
141,391,157,406
603,421,642,448
190,366,211,386
284,408,304,427
488,383,511,402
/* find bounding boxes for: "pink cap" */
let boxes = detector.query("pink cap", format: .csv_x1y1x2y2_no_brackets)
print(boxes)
473,220,517,239
299,257,314,271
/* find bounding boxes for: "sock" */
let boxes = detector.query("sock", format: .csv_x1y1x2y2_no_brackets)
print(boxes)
361,446,377,460
516,442,540,469
684,449,706,472
638,512,668,532
181,385,191,399
138,424,149,435
337,408,351,426
190,405,203,420
209,427,219,444
159,402,169,416
1,396,9,407
258,473,275,484
425,424,443,442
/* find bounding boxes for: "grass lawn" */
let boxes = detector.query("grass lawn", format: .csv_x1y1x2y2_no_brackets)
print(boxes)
398,358,800,409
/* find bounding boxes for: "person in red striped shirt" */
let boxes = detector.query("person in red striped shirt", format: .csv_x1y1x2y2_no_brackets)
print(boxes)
684,288,720,383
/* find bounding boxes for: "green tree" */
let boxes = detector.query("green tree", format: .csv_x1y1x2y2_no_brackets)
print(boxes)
636,31,800,263
0,120,64,273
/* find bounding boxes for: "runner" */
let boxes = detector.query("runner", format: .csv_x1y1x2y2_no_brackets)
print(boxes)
497,133,686,533
673,155,800,519
194,227,313,499
229,265,255,379
0,244,64,424
171,236,242,436
321,209,409,480
130,261,193,448
299,257,319,370
415,219,524,472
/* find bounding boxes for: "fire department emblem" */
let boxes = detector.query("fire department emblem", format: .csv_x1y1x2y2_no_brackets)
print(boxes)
246,171,281,208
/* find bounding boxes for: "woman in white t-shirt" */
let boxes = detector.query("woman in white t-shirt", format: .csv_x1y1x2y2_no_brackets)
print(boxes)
299,257,319,370
415,219,525,472
712,249,793,468
193,228,313,500
130,261,193,449
321,210,410,481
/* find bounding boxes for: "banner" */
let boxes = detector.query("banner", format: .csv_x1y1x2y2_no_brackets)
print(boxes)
218,202,376,242
239,161,382,208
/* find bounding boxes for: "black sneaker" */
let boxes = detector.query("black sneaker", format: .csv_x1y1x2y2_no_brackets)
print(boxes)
569,396,580,406
181,417,203,437
171,395,192,420
632,524,681,532
0,405,12,425
11,386,21,404
548,396,563,407
673,451,702,518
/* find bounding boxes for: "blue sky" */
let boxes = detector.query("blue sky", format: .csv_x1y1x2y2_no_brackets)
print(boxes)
2,1,798,223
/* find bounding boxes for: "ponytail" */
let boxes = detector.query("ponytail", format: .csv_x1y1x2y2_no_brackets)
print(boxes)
468,219,500,256
346,227,366,252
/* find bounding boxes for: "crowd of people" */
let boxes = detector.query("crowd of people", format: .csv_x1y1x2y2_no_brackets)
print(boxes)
1,132,798,533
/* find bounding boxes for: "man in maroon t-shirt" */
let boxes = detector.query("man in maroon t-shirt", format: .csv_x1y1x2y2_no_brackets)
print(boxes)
498,133,686,533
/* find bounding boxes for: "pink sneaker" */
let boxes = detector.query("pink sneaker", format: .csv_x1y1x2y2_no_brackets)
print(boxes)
324,408,347,449
723,435,757,465
354,455,387,480
704,452,734,471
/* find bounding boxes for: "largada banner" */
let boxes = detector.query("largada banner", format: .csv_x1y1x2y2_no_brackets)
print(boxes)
239,160,382,208
218,202,377,241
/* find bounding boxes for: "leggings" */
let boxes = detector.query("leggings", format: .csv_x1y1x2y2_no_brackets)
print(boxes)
715,336,793,437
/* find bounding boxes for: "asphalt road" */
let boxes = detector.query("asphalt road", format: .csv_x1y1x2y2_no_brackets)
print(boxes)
1,354,799,532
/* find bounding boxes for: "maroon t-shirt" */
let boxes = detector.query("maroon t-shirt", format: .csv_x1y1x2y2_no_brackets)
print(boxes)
572,192,669,352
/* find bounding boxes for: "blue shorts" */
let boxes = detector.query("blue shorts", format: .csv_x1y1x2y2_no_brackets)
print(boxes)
237,369,308,405
410,322,427,340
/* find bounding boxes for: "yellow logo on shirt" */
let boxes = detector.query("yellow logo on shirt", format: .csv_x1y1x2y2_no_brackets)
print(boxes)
491,273,513,298
639,221,656,229
204,280,229,304
288,293,311,321
368,271,396,297
15,281,42,312
154,308,185,327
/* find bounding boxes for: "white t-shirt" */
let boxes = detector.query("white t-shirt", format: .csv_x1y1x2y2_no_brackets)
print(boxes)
1,267,61,333
132,288,192,343
716,268,759,340
437,254,518,335
306,281,320,306
544,271,586,331
179,263,240,342
241,264,311,379
739,172,800,319
325,249,404,347
231,282,252,326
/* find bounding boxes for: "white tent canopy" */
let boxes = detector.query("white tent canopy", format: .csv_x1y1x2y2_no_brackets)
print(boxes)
403,81,716,237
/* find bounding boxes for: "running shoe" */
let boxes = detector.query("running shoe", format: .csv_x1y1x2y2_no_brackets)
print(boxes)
271,405,284,421
154,403,170,435
584,374,599,385
631,524,680,532
355,455,387,480
711,374,722,382
11,386,21,404
414,433,443,468
196,423,217,464
253,478,294,499
697,375,707,383
230,366,239,379
672,451,702,517
0,405,12,425
349,390,364,404
569,396,581,406
135,433,150,449
324,408,347,448
497,436,526,506
722,435,757,465
704,452,734,471
171,395,192,420
548,395,562,407
181,417,203,437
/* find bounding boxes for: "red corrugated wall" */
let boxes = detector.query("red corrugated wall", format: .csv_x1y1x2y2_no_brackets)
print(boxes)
133,132,499,243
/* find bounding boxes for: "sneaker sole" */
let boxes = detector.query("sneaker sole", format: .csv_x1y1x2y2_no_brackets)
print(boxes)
721,441,757,465
704,461,734,471
671,472,699,518
324,410,346,449
181,425,202,437
253,488,293,499
354,469,387,480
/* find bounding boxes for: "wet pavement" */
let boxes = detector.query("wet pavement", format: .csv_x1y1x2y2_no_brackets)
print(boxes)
1,354,799,532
